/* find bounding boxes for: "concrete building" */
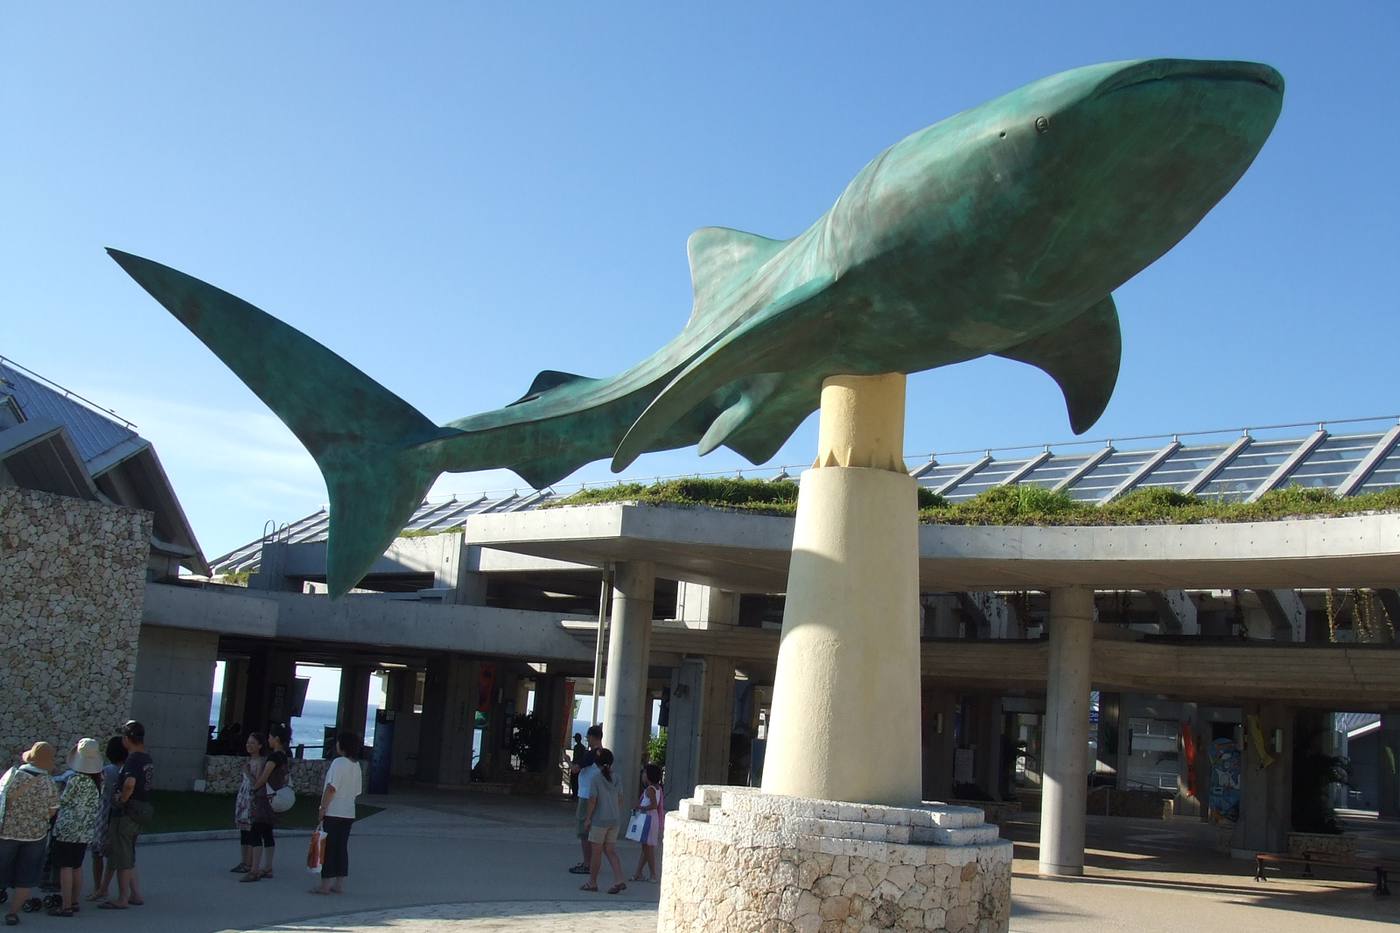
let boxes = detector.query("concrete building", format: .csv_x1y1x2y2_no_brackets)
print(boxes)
5,359,1399,871
1,357,209,771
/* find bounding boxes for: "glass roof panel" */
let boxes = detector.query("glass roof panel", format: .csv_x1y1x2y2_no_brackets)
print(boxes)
1194,438,1305,499
1063,450,1154,501
1016,454,1090,488
1359,445,1400,491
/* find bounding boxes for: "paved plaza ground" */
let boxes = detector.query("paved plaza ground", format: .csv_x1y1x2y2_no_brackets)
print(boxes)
26,791,1396,932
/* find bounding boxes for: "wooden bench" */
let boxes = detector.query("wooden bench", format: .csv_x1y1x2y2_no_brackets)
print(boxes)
1254,851,1393,896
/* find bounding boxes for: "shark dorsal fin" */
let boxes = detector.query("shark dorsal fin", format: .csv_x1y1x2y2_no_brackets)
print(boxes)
686,227,786,327
508,369,590,407
994,294,1121,434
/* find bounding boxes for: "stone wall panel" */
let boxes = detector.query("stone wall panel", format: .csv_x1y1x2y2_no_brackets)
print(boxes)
0,487,149,764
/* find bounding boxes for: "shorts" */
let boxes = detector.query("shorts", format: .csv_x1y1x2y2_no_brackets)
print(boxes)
575,798,589,840
108,800,153,872
587,823,619,846
242,822,275,848
51,840,88,870
0,837,47,888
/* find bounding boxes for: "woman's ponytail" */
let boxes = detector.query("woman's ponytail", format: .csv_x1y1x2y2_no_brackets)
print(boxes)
597,747,616,784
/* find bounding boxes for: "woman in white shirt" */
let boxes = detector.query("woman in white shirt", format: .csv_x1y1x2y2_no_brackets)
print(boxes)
310,732,363,896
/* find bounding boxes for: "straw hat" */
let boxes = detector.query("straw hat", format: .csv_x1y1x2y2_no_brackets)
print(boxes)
21,741,55,769
69,738,103,775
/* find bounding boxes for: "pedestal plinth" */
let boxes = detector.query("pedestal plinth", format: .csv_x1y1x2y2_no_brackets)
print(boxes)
658,787,1012,932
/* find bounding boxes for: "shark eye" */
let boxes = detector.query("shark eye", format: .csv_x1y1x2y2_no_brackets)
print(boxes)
1034,115,1050,134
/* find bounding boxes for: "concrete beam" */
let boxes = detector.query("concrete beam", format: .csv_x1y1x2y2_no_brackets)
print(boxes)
1255,589,1305,642
1147,590,1199,636
144,583,594,662
468,503,1400,594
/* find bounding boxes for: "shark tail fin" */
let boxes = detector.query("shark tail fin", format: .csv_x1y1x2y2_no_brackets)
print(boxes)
107,249,447,596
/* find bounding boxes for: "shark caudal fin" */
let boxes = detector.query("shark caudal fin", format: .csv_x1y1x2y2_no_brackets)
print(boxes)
107,249,449,596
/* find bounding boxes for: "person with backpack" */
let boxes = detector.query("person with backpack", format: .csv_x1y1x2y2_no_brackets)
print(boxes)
1,742,60,926
241,724,291,883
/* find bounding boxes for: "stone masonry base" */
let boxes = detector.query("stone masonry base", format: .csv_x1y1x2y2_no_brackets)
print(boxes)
658,786,1012,932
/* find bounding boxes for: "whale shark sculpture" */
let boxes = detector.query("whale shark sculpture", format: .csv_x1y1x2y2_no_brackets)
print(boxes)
110,58,1283,595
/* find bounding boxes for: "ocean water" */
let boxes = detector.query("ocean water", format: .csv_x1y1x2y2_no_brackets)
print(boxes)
211,695,378,760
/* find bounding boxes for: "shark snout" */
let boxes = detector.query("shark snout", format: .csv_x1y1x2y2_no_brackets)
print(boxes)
1094,59,1284,98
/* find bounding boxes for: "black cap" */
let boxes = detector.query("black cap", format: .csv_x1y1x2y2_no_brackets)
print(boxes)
122,720,145,740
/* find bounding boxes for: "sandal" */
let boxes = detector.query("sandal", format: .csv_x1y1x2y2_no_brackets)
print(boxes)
46,907,73,918
308,888,330,895
567,863,590,874
579,882,598,892
98,902,127,910
238,873,261,883
230,863,250,873
608,882,628,894
3,916,16,927
128,899,145,906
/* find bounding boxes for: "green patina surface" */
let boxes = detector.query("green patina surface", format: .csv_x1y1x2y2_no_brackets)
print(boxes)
110,59,1283,594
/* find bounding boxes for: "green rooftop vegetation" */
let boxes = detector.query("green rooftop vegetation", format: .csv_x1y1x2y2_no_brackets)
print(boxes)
544,477,1400,526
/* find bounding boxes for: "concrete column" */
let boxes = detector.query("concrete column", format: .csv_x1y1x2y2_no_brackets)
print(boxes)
971,695,1006,801
1039,586,1094,877
336,663,374,737
416,654,479,787
1233,703,1292,855
216,658,250,733
129,626,219,790
666,659,705,806
764,374,922,806
697,657,735,786
675,582,739,628
922,687,958,801
603,561,656,807
1379,715,1400,819
535,673,572,790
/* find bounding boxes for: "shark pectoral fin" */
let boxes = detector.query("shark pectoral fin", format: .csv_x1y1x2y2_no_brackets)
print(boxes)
107,249,448,596
613,274,835,472
994,293,1121,434
685,227,788,328
696,374,784,456
510,447,598,490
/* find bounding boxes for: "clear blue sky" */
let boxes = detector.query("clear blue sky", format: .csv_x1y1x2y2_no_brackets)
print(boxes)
4,3,1397,560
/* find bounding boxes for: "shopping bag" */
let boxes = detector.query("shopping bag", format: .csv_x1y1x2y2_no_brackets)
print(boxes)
625,809,649,843
306,825,326,873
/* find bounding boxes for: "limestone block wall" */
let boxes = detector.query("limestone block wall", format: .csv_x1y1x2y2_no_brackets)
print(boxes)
130,625,219,790
0,486,150,764
204,755,368,797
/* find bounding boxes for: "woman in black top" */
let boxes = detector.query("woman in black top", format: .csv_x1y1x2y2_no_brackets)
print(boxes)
242,724,290,883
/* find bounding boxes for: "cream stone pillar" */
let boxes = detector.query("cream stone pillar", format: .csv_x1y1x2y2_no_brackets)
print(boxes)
1039,586,1094,877
762,374,922,806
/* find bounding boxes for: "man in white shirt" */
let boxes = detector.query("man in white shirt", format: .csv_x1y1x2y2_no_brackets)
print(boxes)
567,725,602,874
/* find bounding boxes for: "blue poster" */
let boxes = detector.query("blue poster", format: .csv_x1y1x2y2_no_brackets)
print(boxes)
1208,737,1241,824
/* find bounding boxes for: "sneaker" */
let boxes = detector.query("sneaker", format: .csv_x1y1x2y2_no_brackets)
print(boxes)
567,863,591,874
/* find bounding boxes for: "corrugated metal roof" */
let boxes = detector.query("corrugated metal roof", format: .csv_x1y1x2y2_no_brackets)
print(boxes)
0,359,146,470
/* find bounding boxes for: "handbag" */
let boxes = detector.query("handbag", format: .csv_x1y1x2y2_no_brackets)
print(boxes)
306,824,326,873
270,784,296,813
625,809,650,843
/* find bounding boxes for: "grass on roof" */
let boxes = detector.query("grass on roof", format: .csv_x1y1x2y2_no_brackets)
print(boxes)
544,477,1400,526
